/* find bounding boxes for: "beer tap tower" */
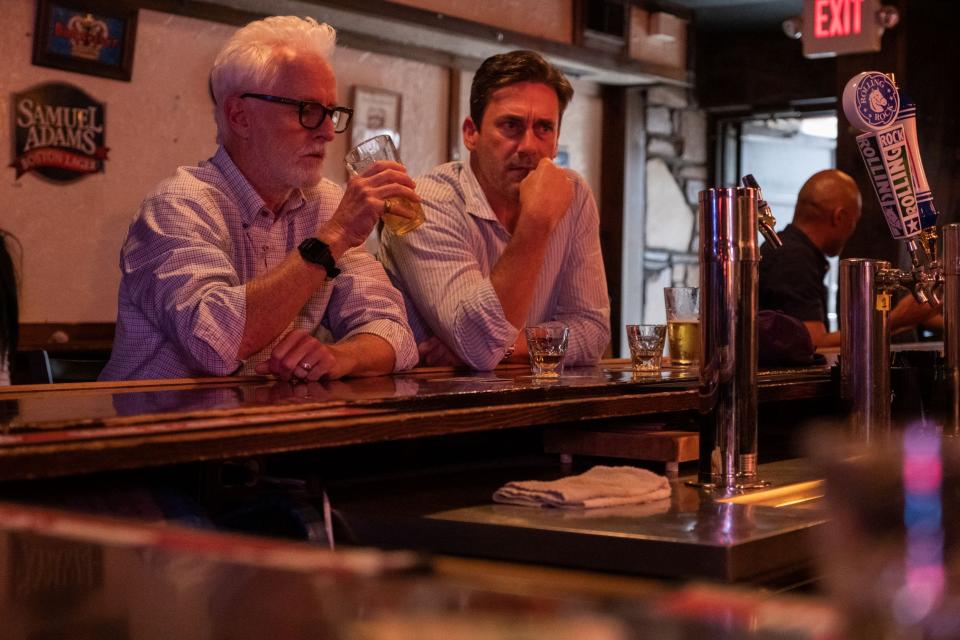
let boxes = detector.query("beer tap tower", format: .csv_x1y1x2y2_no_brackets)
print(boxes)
840,71,956,436
695,176,781,488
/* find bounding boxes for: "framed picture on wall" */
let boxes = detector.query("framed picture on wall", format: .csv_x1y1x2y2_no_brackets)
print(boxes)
32,0,138,81
350,86,402,150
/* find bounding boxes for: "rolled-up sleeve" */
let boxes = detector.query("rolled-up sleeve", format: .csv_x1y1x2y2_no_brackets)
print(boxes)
324,245,418,371
552,183,611,365
121,195,245,376
382,204,517,371
451,277,518,370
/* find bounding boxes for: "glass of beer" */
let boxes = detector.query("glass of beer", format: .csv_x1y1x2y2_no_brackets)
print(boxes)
344,134,425,236
524,323,569,378
664,287,700,367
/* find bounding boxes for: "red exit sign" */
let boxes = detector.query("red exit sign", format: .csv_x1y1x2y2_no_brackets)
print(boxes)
802,0,881,58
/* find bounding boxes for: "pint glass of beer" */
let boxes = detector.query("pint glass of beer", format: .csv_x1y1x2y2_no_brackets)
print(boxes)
663,287,700,367
344,134,425,236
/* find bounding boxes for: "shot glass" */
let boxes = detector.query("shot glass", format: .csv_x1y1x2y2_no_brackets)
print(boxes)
344,134,425,236
663,287,700,367
626,324,667,373
524,324,569,378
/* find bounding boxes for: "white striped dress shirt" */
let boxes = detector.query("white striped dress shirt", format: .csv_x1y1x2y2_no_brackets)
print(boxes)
101,146,417,381
379,160,610,370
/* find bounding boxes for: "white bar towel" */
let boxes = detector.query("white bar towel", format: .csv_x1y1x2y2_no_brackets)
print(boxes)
493,466,672,509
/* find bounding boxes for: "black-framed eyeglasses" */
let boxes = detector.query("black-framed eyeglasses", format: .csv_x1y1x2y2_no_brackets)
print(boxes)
240,93,353,133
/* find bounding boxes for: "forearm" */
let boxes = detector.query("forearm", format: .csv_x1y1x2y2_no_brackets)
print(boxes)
804,321,840,349
489,222,551,328
327,333,396,377
889,295,942,334
815,332,841,349
238,252,330,359
238,214,362,360
923,313,944,331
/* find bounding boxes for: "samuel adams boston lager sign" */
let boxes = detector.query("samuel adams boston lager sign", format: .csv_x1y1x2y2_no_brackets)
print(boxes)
11,82,108,182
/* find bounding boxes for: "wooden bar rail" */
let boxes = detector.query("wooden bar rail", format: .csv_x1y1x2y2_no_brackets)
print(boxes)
0,361,835,482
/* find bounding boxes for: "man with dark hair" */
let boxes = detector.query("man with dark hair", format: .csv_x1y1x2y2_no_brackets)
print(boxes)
379,50,610,370
467,50,574,128
760,169,938,348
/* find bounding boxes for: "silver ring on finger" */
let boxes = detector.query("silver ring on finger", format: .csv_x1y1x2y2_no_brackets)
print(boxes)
291,365,309,383
383,199,392,215
300,361,312,371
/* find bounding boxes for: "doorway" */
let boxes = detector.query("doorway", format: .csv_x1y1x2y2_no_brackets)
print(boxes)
717,112,839,329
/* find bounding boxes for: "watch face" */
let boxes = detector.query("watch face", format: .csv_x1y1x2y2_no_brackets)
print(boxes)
299,238,325,260
299,238,339,277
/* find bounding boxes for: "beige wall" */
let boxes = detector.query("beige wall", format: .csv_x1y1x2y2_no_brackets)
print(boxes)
560,79,602,202
3,0,601,325
3,5,231,323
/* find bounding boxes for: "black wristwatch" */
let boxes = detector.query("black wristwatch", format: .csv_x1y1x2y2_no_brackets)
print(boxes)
298,238,340,278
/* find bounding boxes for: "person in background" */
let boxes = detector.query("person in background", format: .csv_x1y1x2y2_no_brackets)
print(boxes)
379,50,610,370
0,231,18,386
759,169,939,349
101,16,418,382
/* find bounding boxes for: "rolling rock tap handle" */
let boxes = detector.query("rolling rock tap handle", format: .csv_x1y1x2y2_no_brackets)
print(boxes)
843,71,942,304
742,174,782,248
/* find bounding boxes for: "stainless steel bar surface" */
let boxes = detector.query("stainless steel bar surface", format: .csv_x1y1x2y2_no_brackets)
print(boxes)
335,458,827,584
839,258,892,441
697,187,761,487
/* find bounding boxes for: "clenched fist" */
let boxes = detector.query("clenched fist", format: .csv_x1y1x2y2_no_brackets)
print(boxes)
518,158,574,233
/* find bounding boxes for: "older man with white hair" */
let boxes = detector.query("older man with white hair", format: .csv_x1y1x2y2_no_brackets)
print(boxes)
102,16,418,381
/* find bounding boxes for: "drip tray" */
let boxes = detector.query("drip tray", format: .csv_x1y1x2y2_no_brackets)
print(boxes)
332,459,828,583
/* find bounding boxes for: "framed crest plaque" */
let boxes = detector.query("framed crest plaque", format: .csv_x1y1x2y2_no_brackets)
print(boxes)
32,0,138,81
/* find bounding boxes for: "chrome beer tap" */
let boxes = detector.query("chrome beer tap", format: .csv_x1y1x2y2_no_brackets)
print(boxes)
904,228,942,306
742,174,783,250
695,176,781,489
840,71,949,435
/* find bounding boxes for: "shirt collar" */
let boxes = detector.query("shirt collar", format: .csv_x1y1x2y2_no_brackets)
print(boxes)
210,146,306,225
459,160,500,223
785,223,829,272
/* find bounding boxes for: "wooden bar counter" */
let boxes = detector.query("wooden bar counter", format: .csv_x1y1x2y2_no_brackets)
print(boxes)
0,361,835,482
0,361,839,587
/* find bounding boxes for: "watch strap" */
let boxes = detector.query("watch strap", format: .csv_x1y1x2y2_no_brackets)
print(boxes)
298,238,341,278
